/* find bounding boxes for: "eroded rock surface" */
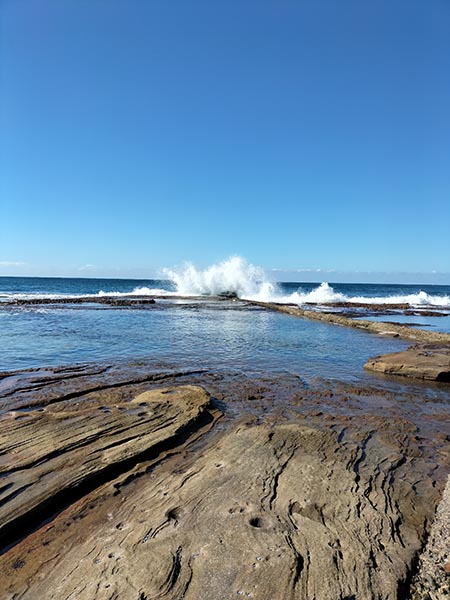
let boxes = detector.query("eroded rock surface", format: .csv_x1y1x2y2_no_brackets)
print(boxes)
412,474,450,599
0,385,213,550
1,362,449,600
365,345,450,381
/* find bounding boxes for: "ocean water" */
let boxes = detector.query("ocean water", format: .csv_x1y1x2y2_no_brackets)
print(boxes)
1,256,450,306
0,299,409,378
1,268,449,382
1,276,450,306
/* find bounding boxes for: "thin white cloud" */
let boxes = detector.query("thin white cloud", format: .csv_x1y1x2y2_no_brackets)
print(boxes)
271,267,336,273
77,264,98,271
0,261,26,267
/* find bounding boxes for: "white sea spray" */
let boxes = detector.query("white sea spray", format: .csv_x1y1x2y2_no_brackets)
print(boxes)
163,256,278,299
2,257,449,308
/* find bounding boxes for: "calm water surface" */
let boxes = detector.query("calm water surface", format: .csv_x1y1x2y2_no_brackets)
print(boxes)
1,301,409,384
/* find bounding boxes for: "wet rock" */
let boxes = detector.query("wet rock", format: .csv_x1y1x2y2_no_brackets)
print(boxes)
318,301,411,310
217,291,239,299
365,345,450,381
6,296,156,306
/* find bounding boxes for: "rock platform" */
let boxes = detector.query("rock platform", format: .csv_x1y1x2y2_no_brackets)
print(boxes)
365,345,450,381
1,362,450,599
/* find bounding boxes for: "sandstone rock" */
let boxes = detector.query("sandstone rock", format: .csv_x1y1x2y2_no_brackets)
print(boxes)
0,385,212,549
365,345,450,381
411,474,450,598
1,420,438,600
1,364,449,600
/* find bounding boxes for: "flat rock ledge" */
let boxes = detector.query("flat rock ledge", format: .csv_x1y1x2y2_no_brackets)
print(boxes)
0,385,213,550
1,369,449,600
365,345,450,382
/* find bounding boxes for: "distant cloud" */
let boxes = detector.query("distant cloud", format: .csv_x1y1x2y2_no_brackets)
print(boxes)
77,264,99,271
0,260,26,267
271,267,336,274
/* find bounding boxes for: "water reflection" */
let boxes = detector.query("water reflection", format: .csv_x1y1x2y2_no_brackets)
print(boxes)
0,302,411,388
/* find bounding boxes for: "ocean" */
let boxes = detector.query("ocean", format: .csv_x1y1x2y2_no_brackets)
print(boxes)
1,268,450,382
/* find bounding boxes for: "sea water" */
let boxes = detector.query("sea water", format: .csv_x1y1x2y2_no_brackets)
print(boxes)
0,257,450,380
0,300,408,378
1,258,449,379
1,255,449,307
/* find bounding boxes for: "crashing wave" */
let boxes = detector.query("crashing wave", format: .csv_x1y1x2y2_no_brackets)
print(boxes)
162,256,278,299
3,256,449,308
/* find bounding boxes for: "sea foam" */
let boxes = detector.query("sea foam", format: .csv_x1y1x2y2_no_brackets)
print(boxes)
97,286,173,297
163,256,278,299
273,286,450,307
3,257,449,308
161,257,450,307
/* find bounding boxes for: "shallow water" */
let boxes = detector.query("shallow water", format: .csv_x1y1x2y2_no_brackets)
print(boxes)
359,313,450,334
0,300,409,384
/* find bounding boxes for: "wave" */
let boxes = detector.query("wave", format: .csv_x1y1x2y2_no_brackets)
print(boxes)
270,283,450,307
160,258,450,307
0,287,176,302
162,256,278,299
1,257,449,308
161,259,450,307
97,286,175,297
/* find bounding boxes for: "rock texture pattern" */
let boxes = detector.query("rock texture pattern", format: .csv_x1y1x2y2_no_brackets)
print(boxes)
0,385,212,549
1,362,450,599
411,474,450,599
365,345,450,381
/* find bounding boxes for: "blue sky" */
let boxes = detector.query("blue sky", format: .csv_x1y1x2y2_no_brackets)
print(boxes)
1,0,449,282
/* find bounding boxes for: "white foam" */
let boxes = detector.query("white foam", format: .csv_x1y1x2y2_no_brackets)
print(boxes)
343,290,450,307
2,257,449,308
163,256,278,299
162,257,450,308
271,284,450,307
0,287,176,301
97,287,175,297
271,282,347,304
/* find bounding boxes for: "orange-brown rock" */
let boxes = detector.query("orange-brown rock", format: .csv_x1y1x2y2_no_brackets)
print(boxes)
365,345,450,381
0,385,212,549
1,364,449,600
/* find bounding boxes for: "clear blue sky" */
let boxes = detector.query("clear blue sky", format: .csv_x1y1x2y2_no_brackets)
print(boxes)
1,0,449,281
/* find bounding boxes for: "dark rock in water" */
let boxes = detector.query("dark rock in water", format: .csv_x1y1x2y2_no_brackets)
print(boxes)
365,344,450,381
102,296,156,306
307,301,411,310
404,310,450,317
216,291,239,299
8,296,156,307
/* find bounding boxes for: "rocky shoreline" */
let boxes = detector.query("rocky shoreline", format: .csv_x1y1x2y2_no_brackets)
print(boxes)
1,360,450,599
247,301,450,383
248,301,450,344
2,296,450,598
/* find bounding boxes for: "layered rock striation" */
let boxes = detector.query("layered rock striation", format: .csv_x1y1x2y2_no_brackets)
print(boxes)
0,363,449,599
